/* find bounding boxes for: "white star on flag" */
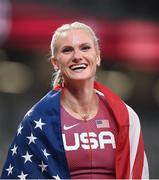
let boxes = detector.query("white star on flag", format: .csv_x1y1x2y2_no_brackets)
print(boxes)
27,133,37,144
25,108,33,117
34,118,46,130
17,171,28,180
17,124,23,135
22,151,33,163
52,174,61,180
39,161,48,172
42,148,51,159
11,144,18,156
5,164,14,176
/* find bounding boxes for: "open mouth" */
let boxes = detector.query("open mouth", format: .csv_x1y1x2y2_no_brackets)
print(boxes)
69,63,88,71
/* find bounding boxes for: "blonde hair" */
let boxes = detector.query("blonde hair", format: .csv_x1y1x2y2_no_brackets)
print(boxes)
50,21,100,88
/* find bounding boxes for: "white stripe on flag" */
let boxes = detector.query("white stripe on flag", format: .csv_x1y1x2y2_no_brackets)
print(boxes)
96,119,110,128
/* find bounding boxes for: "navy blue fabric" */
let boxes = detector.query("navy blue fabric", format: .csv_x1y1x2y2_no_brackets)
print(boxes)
1,90,70,179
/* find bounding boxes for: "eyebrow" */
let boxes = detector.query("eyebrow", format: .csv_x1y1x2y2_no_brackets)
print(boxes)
62,42,92,48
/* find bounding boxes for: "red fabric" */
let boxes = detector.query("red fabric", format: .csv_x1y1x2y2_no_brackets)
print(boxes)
55,81,148,179
132,132,144,179
61,95,117,179
94,81,130,178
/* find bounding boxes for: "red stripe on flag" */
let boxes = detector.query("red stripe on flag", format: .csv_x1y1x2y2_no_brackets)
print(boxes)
132,131,144,179
96,119,110,128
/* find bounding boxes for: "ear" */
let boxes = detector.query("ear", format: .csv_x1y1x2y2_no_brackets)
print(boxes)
96,55,101,66
51,57,59,71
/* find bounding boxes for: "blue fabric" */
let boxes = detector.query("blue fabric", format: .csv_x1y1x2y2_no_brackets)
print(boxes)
1,90,70,179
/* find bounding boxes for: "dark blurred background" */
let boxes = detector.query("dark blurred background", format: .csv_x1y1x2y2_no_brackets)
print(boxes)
0,0,159,178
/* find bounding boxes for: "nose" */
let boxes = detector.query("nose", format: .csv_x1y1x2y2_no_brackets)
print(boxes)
72,49,82,62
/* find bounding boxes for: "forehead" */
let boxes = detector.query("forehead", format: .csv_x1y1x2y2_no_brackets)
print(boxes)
56,29,94,47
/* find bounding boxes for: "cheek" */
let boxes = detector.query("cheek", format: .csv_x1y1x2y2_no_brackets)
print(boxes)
55,56,66,67
90,55,99,66
57,58,70,72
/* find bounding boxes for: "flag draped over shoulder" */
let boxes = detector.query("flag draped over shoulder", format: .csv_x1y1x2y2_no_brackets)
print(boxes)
1,81,149,179
1,90,70,179
94,82,149,179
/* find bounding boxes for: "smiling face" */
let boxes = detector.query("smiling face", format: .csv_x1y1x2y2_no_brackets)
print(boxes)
51,29,101,84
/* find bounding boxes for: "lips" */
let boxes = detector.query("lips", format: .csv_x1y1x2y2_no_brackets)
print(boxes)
69,63,88,71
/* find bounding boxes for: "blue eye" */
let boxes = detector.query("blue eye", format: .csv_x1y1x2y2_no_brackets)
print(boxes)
62,47,73,53
81,46,91,51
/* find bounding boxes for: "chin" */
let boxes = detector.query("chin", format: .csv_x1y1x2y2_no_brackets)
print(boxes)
69,76,95,82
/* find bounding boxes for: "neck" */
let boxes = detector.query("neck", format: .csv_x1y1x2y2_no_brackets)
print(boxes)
61,80,99,120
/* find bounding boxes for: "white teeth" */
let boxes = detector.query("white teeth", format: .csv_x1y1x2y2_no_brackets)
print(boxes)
70,64,87,70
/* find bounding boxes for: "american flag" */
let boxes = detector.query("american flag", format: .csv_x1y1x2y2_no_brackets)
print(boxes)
96,119,110,128
1,83,149,179
1,90,70,179
1,115,62,179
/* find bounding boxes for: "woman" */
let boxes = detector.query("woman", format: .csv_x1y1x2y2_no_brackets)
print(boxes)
1,22,149,179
